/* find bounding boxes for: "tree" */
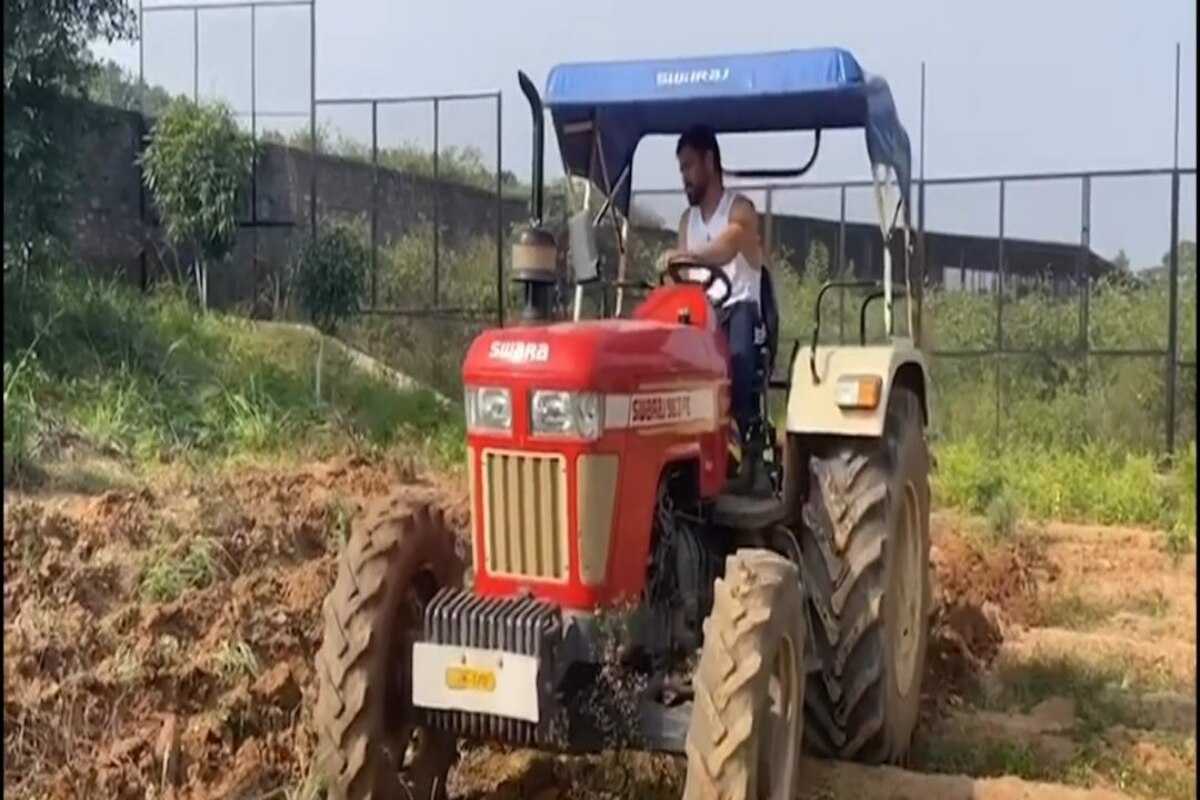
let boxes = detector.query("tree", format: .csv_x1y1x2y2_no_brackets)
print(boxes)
4,0,135,271
261,123,524,194
1113,249,1132,275
140,98,254,311
292,224,370,400
85,57,175,116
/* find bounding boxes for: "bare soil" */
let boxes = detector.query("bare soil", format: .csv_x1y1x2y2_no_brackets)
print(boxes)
3,461,1194,799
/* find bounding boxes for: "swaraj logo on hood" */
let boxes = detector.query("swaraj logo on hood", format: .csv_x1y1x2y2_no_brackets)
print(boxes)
488,341,550,364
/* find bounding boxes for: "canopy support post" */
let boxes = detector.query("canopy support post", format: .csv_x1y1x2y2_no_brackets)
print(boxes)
872,164,894,338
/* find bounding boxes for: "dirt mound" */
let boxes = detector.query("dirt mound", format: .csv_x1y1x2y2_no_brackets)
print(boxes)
3,454,465,800
450,748,684,800
925,528,1057,704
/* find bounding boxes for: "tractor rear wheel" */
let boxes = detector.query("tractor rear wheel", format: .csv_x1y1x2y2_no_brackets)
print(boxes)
315,496,465,800
799,385,931,765
683,549,806,800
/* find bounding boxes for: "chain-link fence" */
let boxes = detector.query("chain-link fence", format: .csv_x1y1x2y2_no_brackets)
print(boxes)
630,165,1197,455
309,91,526,396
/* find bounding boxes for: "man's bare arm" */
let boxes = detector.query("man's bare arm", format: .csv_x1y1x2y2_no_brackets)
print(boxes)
686,196,761,269
657,211,691,275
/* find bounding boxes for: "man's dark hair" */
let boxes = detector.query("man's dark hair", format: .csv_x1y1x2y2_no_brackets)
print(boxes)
676,125,722,174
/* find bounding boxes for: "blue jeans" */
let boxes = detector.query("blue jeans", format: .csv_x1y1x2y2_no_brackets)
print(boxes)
718,300,764,437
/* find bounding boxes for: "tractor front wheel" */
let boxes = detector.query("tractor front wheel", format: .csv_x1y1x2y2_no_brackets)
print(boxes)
315,496,465,800
683,548,807,800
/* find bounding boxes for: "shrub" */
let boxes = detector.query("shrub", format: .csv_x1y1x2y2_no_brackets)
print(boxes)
293,223,371,335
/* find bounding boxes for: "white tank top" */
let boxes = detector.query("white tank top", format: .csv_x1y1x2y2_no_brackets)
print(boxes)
686,191,759,308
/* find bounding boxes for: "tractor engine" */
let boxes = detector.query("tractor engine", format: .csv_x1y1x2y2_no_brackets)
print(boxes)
624,473,722,668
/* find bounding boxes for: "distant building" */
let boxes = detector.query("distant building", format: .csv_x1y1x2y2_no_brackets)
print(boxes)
627,203,1118,297
763,213,1115,295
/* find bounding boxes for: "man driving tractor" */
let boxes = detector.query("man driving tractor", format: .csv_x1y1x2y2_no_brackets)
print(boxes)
659,125,771,495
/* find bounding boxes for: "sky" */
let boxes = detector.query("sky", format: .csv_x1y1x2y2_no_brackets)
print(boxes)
94,0,1197,267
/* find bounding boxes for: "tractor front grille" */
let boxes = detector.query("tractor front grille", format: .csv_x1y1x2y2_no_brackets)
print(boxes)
418,587,566,748
481,450,569,581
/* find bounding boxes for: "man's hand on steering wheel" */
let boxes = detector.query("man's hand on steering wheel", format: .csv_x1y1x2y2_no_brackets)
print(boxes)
656,248,685,275
656,252,733,308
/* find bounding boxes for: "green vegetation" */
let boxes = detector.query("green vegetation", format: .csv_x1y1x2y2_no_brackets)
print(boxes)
85,57,174,117
214,639,262,683
2,272,461,484
293,223,373,402
140,536,223,602
1032,591,1117,631
294,223,371,335
260,124,523,196
913,653,1196,799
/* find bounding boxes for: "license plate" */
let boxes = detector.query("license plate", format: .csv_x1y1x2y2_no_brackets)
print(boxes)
412,642,541,723
445,665,496,693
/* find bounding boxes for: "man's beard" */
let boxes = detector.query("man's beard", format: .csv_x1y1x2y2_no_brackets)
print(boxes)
684,182,704,206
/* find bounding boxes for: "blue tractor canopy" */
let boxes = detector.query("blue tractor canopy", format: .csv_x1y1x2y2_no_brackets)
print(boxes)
513,46,917,333
540,46,914,228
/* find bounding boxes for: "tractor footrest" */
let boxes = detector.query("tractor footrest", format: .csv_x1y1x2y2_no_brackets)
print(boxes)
417,588,567,748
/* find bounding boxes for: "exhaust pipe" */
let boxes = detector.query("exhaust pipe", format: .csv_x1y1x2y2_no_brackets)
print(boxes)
512,70,556,324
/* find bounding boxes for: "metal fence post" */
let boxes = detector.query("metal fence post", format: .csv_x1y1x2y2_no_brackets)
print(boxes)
838,185,847,344
192,8,199,101
432,97,440,308
1079,175,1091,385
308,0,317,242
1166,42,1183,454
995,179,1006,444
249,5,259,314
370,100,379,308
1166,169,1181,454
137,0,148,292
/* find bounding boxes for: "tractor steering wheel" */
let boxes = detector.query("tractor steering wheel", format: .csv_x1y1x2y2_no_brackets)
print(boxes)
660,255,733,308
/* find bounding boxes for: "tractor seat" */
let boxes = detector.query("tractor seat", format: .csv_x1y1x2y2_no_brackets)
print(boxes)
756,265,781,376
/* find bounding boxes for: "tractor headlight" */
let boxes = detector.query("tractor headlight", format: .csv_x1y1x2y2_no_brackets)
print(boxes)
530,390,602,440
465,386,512,433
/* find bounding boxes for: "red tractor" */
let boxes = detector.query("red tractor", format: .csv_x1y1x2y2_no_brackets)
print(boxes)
316,46,932,800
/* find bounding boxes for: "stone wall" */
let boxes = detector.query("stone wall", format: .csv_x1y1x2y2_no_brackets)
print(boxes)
65,101,529,315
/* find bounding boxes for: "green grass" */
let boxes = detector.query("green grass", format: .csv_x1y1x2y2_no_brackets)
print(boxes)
981,655,1193,733
913,650,1197,799
214,639,261,683
139,536,224,602
933,438,1188,529
1033,592,1116,631
3,272,464,482
913,736,1051,782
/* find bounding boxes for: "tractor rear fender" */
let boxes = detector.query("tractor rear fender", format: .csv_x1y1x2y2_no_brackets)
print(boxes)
785,338,930,438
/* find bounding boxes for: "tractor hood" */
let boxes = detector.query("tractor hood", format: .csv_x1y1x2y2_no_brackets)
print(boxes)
462,319,728,394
